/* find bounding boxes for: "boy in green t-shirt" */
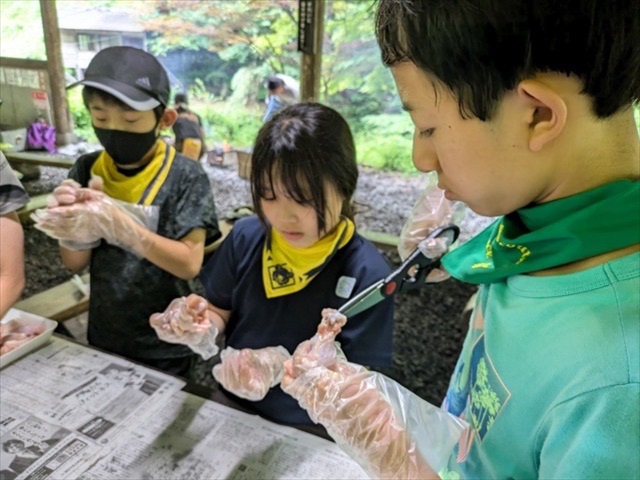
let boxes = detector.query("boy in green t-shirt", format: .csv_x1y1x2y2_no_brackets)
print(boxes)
280,1,639,478
34,47,220,376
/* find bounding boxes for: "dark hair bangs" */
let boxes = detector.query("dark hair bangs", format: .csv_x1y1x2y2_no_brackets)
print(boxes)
251,137,329,232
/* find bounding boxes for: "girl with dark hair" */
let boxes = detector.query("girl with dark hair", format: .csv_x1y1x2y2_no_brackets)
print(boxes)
150,102,394,427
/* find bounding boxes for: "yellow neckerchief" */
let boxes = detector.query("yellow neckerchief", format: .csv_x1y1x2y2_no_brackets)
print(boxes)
262,218,355,298
90,140,175,205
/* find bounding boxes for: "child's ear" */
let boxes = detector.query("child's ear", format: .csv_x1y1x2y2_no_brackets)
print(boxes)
159,108,178,128
516,79,567,152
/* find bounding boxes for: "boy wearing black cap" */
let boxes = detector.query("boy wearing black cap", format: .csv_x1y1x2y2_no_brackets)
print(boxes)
34,46,221,376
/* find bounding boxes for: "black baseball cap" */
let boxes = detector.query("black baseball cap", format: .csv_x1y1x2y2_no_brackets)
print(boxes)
68,46,170,110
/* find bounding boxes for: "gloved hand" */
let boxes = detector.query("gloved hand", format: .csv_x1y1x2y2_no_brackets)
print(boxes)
32,187,152,255
212,346,292,401
398,177,465,283
281,308,466,479
47,177,104,250
46,175,104,208
149,295,219,360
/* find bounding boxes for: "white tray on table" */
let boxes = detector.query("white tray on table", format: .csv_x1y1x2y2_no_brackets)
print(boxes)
0,308,57,369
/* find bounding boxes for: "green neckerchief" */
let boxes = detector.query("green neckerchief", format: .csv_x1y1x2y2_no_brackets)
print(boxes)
441,180,640,284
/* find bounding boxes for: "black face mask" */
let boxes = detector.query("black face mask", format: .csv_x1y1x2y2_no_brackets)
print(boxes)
93,125,158,165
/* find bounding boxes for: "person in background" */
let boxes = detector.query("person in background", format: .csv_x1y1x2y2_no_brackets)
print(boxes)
32,46,221,377
0,151,28,319
262,76,296,122
149,102,395,427
280,0,640,478
172,92,207,161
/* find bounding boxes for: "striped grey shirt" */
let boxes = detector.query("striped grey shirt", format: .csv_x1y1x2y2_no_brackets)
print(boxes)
0,151,29,215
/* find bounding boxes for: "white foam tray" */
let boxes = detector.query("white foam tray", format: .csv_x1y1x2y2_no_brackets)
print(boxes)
0,308,57,369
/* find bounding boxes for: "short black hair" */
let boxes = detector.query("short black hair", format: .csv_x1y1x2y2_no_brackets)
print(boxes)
375,0,640,119
251,102,358,233
174,92,188,105
82,86,165,122
266,77,286,92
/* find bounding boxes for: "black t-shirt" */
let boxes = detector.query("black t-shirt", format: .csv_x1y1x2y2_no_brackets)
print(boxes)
69,147,220,359
172,111,203,144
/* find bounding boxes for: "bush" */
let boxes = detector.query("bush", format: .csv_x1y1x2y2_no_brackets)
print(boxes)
353,113,415,173
67,88,97,143
196,101,264,149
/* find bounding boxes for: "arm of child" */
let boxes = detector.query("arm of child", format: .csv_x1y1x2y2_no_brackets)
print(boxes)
0,211,25,319
130,224,207,280
35,185,209,280
59,247,91,273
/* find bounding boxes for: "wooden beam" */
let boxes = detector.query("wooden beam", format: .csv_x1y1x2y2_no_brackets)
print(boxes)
39,0,74,145
299,0,325,101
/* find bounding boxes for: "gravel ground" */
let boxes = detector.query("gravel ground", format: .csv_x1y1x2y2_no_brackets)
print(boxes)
20,158,493,406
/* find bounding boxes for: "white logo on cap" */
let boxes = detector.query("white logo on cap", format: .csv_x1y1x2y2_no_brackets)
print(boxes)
136,77,151,89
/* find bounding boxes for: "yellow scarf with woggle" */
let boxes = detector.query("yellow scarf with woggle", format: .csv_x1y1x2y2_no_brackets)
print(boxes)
262,218,355,298
90,140,175,205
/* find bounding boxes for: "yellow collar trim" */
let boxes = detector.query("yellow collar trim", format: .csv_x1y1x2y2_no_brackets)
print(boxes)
90,140,175,205
262,218,355,299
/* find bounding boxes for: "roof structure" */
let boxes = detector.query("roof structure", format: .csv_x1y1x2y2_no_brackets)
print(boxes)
57,8,144,33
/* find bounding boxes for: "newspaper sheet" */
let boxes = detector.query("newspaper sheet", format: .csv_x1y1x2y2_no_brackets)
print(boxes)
1,337,368,480
0,336,185,480
75,390,368,480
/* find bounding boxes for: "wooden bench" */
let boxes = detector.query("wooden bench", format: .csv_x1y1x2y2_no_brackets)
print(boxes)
13,222,395,323
4,150,77,169
13,220,231,323
15,273,90,322
204,220,233,256
359,229,399,252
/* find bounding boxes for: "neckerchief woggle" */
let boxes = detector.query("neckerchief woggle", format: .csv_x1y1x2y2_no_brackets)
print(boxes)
441,180,640,284
90,140,175,205
263,218,355,298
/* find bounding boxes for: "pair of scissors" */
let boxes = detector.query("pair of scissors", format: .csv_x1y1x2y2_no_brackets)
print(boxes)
338,225,460,318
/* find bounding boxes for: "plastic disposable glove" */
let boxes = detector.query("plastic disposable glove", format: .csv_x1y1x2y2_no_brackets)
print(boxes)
149,295,219,360
46,175,104,208
32,187,152,255
212,346,292,401
47,178,103,250
399,176,466,283
282,309,467,479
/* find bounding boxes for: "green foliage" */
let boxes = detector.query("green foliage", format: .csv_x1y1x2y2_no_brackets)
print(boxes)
0,0,45,59
66,88,97,143
354,114,415,173
197,102,263,149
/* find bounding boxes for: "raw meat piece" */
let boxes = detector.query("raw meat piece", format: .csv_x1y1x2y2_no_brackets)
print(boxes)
0,319,45,355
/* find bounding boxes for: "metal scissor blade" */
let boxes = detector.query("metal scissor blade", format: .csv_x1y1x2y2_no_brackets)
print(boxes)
337,278,387,318
337,224,460,319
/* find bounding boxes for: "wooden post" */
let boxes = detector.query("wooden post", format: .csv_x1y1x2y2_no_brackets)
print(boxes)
298,0,325,101
39,0,74,145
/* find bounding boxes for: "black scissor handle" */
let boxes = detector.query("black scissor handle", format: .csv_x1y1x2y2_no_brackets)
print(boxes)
384,224,460,295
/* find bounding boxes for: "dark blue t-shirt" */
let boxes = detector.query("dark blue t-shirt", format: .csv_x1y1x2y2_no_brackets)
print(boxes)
200,216,394,425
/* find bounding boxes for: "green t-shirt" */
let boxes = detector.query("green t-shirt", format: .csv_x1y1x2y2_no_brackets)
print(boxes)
441,252,640,478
